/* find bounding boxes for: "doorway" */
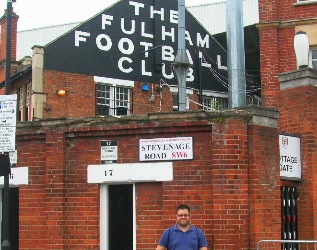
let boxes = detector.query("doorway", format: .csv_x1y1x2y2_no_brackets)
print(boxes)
1,187,19,250
108,184,133,250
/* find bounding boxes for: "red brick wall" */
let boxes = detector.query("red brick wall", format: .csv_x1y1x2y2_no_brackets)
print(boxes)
259,0,278,23
258,0,317,109
280,84,317,239
132,82,174,114
0,9,18,63
259,26,297,109
211,119,250,249
248,124,281,247
259,26,280,108
0,9,19,89
259,0,317,23
276,0,317,21
43,71,96,118
43,70,200,118
16,111,280,249
17,132,50,248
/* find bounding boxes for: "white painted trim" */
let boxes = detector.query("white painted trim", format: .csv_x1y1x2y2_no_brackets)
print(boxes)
169,86,194,95
94,76,134,87
133,184,136,250
202,90,228,98
0,191,2,240
100,185,109,250
87,162,173,184
99,184,137,250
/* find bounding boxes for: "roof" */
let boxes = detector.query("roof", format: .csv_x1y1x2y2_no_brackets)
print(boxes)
0,65,32,88
17,22,80,60
187,0,259,34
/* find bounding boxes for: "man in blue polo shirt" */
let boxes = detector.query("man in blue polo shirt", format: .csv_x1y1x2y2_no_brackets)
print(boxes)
156,204,208,250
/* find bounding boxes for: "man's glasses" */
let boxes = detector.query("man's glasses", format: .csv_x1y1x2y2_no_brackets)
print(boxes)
177,214,190,218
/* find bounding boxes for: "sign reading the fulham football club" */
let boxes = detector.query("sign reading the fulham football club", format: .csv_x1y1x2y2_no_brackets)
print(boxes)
139,137,193,161
44,0,227,92
279,135,302,181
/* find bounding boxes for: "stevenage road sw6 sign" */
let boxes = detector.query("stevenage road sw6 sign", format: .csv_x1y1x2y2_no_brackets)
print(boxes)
139,137,193,161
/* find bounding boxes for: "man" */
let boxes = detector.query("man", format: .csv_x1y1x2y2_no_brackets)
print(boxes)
156,204,208,250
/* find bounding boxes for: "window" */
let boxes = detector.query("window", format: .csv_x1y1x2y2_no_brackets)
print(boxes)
18,87,23,120
17,83,31,121
96,84,131,116
312,48,317,69
26,83,31,119
202,96,228,110
247,94,262,106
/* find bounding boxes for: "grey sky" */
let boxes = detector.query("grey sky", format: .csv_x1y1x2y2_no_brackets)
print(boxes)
0,0,224,30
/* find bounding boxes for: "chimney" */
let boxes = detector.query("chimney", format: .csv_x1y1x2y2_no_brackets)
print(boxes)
0,7,19,62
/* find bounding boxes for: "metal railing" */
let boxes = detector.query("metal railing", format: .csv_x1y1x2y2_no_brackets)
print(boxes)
257,240,317,250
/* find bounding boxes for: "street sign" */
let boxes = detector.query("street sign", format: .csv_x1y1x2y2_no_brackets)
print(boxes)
101,140,118,164
0,167,28,187
0,94,17,153
139,137,193,161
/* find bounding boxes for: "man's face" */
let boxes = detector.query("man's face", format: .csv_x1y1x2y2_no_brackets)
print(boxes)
176,208,191,227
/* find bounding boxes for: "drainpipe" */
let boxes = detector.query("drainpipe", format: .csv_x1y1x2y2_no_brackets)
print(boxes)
226,0,246,108
172,0,191,111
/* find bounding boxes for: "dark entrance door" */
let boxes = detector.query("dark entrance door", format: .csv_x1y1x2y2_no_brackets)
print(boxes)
1,187,19,250
109,184,133,250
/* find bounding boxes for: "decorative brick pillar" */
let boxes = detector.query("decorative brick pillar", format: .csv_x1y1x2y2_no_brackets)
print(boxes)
0,8,19,84
246,106,281,248
279,69,317,239
44,127,67,249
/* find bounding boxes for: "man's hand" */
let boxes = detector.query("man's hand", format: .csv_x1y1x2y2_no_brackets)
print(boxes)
155,245,167,250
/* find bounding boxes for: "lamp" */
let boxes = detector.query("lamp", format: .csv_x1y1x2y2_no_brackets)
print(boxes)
294,31,309,69
56,89,66,96
141,84,149,91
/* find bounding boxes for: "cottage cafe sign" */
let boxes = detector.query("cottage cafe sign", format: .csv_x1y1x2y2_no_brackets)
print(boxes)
279,135,302,181
139,137,193,161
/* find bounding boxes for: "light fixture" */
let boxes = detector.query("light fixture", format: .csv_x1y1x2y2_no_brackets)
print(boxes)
294,30,309,69
56,89,66,96
141,84,149,91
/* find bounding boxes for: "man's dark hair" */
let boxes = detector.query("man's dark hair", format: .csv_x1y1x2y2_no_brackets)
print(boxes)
177,204,191,213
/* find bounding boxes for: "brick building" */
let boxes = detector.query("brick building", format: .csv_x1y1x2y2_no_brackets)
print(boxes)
257,0,317,247
0,0,316,249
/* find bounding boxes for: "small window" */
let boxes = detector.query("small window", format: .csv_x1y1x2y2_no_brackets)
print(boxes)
312,48,317,69
96,84,131,116
17,87,23,121
26,83,31,121
17,83,32,121
202,96,228,110
247,94,262,106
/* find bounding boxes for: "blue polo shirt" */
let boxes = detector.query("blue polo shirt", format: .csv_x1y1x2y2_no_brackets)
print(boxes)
158,224,208,250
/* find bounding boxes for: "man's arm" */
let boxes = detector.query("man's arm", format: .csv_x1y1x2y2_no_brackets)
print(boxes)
156,245,167,250
199,247,207,250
